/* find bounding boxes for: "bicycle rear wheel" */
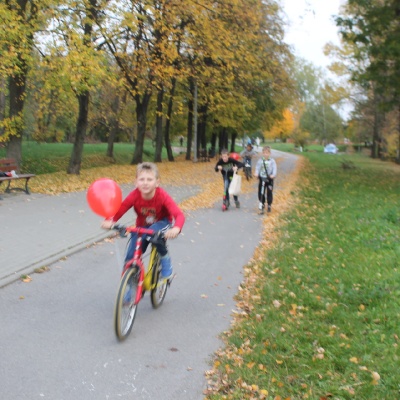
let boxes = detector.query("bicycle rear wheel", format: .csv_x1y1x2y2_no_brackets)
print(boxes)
150,251,168,308
114,266,139,341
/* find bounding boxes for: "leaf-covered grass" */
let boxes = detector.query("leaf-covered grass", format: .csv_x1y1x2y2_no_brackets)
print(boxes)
205,153,400,399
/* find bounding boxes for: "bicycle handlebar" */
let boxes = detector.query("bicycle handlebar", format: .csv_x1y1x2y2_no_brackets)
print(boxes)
112,224,165,241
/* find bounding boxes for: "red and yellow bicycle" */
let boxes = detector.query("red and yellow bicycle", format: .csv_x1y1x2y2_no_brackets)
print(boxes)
112,225,170,341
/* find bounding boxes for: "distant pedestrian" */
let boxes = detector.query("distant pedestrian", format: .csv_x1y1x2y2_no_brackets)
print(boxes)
256,137,260,147
254,146,277,214
179,135,184,147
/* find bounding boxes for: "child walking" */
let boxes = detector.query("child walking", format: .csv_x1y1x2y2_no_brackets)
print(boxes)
101,162,185,280
254,146,277,214
215,149,243,208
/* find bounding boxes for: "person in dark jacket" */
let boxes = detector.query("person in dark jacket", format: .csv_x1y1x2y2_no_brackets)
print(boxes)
215,149,243,208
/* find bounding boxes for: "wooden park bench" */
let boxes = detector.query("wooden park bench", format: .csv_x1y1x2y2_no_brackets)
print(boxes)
0,158,36,198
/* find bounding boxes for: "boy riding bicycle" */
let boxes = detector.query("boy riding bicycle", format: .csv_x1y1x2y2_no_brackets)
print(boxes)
240,143,257,179
101,162,185,280
215,149,244,208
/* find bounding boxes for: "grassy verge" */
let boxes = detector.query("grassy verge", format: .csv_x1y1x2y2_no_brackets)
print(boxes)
205,152,400,399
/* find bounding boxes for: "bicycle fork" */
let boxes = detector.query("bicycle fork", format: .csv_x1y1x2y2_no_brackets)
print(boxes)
123,236,146,305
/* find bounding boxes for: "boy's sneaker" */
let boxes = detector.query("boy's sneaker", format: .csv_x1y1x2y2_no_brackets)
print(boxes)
267,205,271,212
235,200,240,208
160,271,173,281
258,202,264,214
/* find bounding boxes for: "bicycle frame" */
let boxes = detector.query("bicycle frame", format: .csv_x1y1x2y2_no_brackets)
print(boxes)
112,225,169,340
120,226,158,304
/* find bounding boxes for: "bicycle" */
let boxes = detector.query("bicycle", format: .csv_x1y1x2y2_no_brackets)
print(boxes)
112,224,170,341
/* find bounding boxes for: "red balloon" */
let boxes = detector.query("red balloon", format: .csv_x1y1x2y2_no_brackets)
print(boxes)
87,178,122,218
230,152,240,160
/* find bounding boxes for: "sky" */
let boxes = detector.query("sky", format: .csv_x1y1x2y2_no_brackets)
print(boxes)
281,0,353,118
281,0,344,69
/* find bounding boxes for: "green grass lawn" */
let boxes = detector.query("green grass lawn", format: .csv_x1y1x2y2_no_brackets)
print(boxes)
206,151,400,399
0,141,179,174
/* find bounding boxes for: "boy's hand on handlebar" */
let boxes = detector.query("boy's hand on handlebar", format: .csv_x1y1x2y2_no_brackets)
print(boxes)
101,219,114,230
217,165,222,171
164,226,180,239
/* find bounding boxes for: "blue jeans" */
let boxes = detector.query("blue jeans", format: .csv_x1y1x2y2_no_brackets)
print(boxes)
124,219,171,263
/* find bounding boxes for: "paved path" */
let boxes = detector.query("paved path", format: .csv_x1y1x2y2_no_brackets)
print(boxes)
0,150,300,400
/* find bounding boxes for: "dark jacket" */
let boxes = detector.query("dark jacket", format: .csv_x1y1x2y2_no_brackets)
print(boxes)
215,157,243,179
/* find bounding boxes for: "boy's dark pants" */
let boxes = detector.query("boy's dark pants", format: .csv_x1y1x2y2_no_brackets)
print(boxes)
258,177,274,206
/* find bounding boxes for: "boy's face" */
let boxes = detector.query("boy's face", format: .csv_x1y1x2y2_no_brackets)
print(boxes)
221,153,229,162
263,149,270,158
136,170,159,199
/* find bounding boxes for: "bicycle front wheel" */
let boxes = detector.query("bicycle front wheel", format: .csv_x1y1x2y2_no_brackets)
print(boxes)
150,251,168,308
114,266,140,341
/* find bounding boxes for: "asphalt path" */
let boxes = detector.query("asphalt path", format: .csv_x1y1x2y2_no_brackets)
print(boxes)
0,150,299,400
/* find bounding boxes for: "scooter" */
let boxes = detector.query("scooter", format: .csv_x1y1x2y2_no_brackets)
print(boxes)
222,176,230,211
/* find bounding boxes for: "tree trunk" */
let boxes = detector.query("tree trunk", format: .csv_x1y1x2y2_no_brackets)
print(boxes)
0,78,5,137
185,79,194,161
230,131,237,153
4,0,36,168
219,127,228,152
6,54,28,168
131,93,151,164
106,95,121,159
397,105,400,164
198,103,208,153
68,92,89,174
371,91,383,159
67,0,98,174
165,77,177,162
154,88,164,163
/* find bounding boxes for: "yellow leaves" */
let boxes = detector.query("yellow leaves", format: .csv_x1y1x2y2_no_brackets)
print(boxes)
370,371,380,385
289,304,297,316
349,357,358,364
273,300,282,308
358,366,381,385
